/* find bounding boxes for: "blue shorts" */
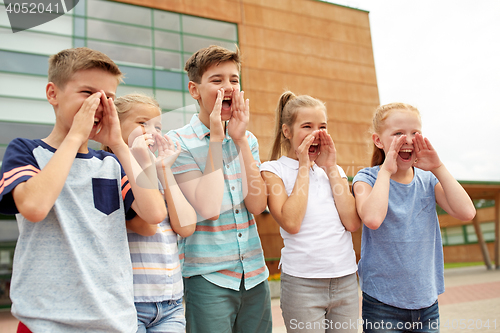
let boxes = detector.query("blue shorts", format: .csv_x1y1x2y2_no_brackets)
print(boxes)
135,299,186,333
362,292,440,333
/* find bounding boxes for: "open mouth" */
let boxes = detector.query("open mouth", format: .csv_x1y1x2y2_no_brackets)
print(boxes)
93,117,100,126
398,149,413,162
309,143,320,155
222,96,232,110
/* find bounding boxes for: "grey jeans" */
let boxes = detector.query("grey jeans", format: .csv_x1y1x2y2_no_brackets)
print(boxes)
280,272,360,333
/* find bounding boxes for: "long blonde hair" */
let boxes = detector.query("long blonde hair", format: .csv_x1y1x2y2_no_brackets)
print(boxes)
101,93,161,153
269,91,326,160
370,102,421,166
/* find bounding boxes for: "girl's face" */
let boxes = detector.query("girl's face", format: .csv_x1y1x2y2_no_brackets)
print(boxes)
373,109,422,169
120,103,162,152
283,106,327,161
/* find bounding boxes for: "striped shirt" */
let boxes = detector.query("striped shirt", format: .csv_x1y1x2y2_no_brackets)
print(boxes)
167,114,269,291
128,214,183,302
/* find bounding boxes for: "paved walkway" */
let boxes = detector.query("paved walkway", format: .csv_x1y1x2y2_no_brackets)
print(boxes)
0,266,498,333
272,266,500,333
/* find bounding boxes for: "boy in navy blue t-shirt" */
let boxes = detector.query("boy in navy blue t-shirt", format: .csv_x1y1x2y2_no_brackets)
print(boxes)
0,47,167,333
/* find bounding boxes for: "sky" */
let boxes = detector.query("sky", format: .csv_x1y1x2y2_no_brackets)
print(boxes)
327,0,500,181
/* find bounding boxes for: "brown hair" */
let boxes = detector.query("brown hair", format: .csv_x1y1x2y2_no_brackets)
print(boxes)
184,45,241,83
371,102,421,166
269,91,327,160
101,93,161,153
48,47,122,88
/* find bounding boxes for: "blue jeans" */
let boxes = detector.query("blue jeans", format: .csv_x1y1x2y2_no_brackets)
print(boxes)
135,299,186,333
362,293,440,333
280,272,359,333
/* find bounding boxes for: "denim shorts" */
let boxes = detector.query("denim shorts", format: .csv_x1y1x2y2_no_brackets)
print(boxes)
362,292,440,333
135,299,186,333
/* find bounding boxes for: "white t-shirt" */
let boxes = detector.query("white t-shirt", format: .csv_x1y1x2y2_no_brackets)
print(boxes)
260,156,357,279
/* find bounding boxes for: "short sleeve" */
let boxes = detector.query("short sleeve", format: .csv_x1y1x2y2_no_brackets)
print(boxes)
337,165,347,179
247,131,261,167
0,138,41,214
260,160,282,179
352,166,378,195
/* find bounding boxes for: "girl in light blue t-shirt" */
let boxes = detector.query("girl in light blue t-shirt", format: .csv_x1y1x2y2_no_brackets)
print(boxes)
352,102,476,333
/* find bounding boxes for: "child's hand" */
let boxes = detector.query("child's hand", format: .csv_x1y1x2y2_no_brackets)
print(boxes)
92,91,123,150
314,130,337,169
227,90,250,145
381,135,406,175
155,133,181,169
210,89,225,142
413,133,442,171
296,131,317,169
130,134,155,169
69,91,102,144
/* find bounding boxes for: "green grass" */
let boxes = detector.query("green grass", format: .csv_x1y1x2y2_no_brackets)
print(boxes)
444,261,493,269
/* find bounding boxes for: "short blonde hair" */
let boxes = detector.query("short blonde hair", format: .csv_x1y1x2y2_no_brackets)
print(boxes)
184,45,241,83
48,47,122,88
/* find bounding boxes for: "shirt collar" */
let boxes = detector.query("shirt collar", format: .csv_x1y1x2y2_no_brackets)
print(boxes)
189,114,231,141
278,156,318,171
190,114,211,140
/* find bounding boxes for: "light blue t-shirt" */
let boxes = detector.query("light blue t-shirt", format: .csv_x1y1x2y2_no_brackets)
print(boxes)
353,166,444,310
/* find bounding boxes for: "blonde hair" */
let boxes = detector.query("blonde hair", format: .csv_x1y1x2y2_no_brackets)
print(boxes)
371,102,421,166
102,93,161,153
269,91,327,160
184,45,241,83
48,47,122,88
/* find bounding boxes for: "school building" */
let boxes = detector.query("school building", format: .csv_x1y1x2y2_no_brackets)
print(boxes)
0,0,498,308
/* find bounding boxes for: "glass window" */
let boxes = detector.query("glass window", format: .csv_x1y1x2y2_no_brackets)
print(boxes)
182,35,236,54
182,16,237,41
155,70,183,91
87,40,152,66
155,90,183,111
154,30,181,51
0,73,48,100
119,66,153,87
0,121,53,145
87,0,151,26
116,85,154,99
155,50,182,70
481,222,495,242
74,17,85,37
21,13,73,36
73,0,86,16
0,27,72,55
154,10,180,31
0,50,48,76
0,98,55,124
87,19,152,47
465,225,477,243
446,226,465,245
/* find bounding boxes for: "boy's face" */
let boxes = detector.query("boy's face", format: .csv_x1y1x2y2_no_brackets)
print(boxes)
47,68,118,138
189,61,240,122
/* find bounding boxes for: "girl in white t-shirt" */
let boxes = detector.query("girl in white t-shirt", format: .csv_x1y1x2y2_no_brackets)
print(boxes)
260,91,361,333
